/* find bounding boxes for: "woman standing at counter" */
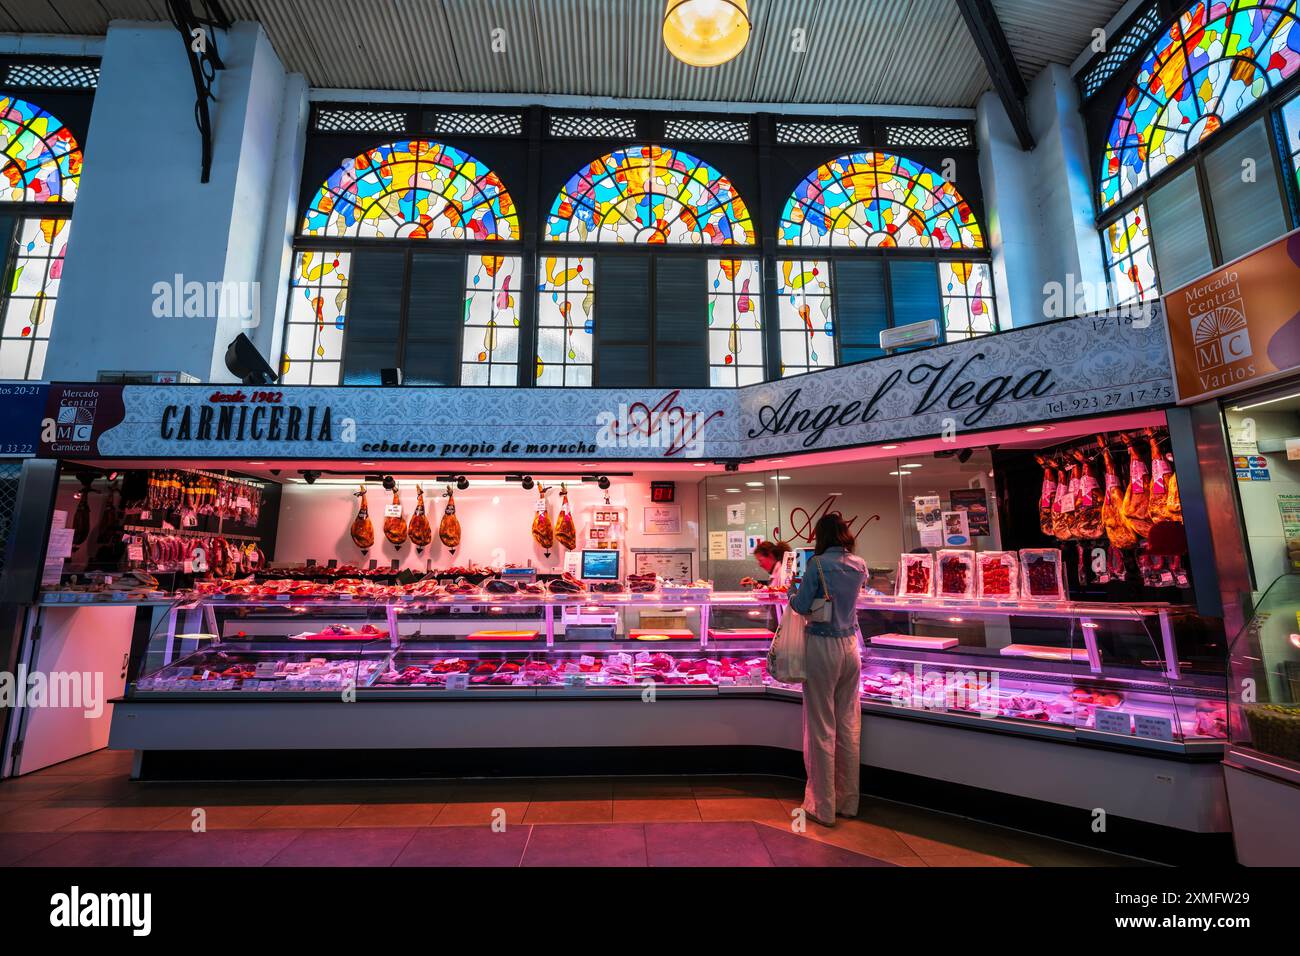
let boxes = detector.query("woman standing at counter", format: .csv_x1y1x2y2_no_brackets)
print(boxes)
788,513,867,827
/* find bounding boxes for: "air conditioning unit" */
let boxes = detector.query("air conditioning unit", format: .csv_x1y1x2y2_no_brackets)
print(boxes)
96,370,200,384
880,319,941,352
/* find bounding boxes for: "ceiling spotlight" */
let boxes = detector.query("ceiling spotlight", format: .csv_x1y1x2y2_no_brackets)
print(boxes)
663,0,751,67
301,470,321,485
456,476,470,491
957,448,973,463
521,476,535,491
597,476,611,490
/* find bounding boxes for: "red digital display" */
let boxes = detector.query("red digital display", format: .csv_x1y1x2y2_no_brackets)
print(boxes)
650,481,675,503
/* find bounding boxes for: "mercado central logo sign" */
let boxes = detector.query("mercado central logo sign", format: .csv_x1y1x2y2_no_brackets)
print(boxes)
36,309,1174,461
1164,227,1300,404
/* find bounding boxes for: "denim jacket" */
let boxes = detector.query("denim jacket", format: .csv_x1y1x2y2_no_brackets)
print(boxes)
788,547,867,638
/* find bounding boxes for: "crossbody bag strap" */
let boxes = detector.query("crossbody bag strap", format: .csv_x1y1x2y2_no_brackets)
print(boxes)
813,556,830,601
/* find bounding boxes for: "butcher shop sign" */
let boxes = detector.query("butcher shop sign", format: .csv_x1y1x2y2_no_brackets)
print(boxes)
35,307,1175,462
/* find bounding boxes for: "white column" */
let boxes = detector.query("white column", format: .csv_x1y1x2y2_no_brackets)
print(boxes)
46,20,305,383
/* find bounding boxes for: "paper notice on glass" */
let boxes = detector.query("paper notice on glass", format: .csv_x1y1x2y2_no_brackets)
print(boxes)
1288,438,1300,461
726,502,746,525
941,510,971,547
914,495,942,548
41,558,65,588
708,531,727,560
50,509,68,530
47,527,75,559
1279,495,1300,571
1134,714,1174,742
1093,709,1132,735
726,531,746,561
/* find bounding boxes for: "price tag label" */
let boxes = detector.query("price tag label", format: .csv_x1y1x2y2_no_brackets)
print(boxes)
127,543,144,562
579,655,596,666
384,504,402,518
1134,714,1174,742
140,510,152,520
1093,709,1131,735
445,673,469,690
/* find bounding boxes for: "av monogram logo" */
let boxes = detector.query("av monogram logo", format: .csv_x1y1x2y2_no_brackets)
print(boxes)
1191,302,1251,373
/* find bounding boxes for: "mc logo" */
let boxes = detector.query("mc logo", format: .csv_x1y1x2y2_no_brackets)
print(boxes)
1191,303,1251,373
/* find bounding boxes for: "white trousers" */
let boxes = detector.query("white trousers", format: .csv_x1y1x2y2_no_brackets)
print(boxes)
801,635,862,822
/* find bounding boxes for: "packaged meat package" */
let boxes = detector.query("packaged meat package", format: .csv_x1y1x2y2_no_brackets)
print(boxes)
531,485,554,552
897,553,934,598
383,487,408,547
439,486,461,553
1034,456,1057,538
554,482,577,550
350,485,374,552
976,551,1019,599
1020,548,1066,602
408,484,433,553
1098,436,1137,549
1120,434,1153,538
1072,450,1104,540
936,550,976,599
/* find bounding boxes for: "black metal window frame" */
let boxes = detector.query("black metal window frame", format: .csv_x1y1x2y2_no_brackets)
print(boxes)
297,105,988,389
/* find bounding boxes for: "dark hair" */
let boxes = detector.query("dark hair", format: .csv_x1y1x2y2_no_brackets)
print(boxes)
752,540,792,561
812,514,855,555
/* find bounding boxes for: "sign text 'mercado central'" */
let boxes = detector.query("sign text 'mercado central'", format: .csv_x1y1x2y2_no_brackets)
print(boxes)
746,353,1057,448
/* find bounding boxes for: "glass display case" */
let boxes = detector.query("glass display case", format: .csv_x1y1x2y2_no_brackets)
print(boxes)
1228,573,1300,765
127,587,1227,754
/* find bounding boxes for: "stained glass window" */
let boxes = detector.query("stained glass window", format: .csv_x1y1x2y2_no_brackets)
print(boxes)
545,145,754,245
1283,92,1300,189
301,140,518,241
536,255,594,386
1099,1,1300,211
280,250,349,385
461,254,521,386
0,95,80,203
777,260,834,376
778,151,983,249
939,262,997,340
708,258,763,387
1104,205,1159,306
0,217,69,379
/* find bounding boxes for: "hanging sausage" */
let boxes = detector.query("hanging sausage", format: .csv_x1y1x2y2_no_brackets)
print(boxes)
439,485,462,553
554,482,577,551
531,485,554,555
408,484,432,554
351,484,375,552
383,485,408,547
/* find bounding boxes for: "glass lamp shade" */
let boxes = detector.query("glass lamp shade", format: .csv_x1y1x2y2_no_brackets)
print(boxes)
663,0,751,67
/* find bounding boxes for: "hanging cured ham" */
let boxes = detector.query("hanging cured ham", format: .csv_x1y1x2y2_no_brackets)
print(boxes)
408,485,432,554
531,485,554,553
439,486,461,553
351,485,374,552
1051,458,1075,541
1072,449,1104,540
1120,434,1153,538
1098,437,1136,549
554,483,577,551
383,486,408,547
1035,456,1057,538
1164,456,1182,522
1146,428,1177,523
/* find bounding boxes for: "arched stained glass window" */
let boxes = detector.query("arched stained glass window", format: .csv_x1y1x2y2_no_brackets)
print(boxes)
1099,0,1300,211
0,95,81,203
777,151,983,249
301,140,518,240
545,145,755,245
0,95,78,380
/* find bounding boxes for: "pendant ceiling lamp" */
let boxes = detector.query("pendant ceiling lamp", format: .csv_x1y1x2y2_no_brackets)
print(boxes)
662,0,751,67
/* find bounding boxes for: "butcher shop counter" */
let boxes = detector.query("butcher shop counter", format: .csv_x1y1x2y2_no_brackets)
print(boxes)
106,591,1231,847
